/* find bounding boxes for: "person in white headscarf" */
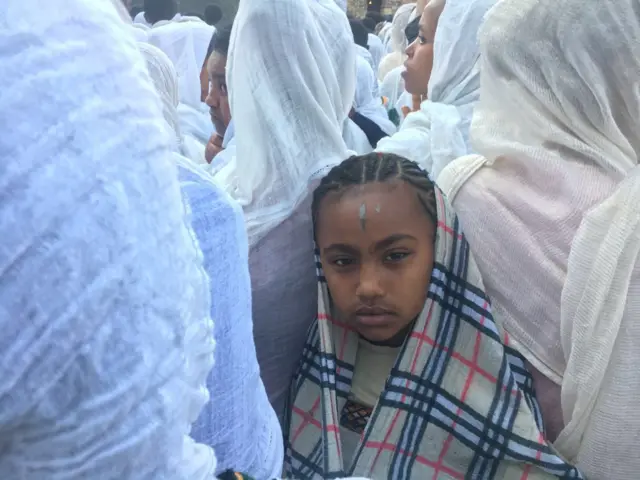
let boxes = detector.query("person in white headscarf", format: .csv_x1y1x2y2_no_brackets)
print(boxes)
377,3,415,81
367,32,384,73
376,0,490,180
149,16,215,161
438,0,640,477
0,0,218,478
216,0,356,421
138,42,285,478
352,56,396,143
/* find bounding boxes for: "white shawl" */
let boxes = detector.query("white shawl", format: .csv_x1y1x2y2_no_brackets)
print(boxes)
219,0,355,247
438,0,640,477
354,56,396,136
376,0,493,179
148,19,215,150
0,0,216,477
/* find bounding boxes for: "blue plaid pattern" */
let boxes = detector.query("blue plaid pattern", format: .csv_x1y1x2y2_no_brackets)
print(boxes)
284,187,582,480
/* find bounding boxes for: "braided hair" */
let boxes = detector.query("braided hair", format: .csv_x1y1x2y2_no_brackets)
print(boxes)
311,152,437,235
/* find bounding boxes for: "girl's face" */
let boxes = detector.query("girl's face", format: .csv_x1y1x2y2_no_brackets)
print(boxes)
316,180,435,344
402,0,445,96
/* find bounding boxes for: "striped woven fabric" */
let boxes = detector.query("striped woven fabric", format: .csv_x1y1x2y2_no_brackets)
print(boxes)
284,187,582,479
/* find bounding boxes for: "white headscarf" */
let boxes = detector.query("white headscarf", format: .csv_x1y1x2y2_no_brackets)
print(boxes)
219,0,355,247
138,41,208,165
438,1,640,477
367,32,384,72
0,0,216,477
148,19,215,145
378,3,415,80
133,10,151,26
376,0,493,179
354,56,396,136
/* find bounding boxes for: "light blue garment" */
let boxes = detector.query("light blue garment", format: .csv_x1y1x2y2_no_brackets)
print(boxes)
179,164,283,479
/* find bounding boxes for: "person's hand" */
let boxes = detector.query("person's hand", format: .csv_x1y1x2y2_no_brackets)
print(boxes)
205,133,224,164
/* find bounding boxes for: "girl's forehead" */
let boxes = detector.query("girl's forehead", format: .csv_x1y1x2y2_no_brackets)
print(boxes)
316,181,435,236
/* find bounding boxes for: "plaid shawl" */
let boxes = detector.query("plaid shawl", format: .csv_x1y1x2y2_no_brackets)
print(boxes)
284,187,582,479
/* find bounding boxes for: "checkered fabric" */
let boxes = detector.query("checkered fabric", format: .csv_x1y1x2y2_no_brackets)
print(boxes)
284,187,582,479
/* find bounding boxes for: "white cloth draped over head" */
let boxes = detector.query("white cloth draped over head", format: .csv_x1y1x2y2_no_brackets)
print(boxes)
134,10,151,26
0,0,217,477
219,0,355,247
148,19,215,147
138,41,208,165
376,0,493,179
366,33,384,72
377,3,415,81
354,56,396,136
438,0,640,477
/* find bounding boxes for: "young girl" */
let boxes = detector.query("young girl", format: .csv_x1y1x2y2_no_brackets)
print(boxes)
284,153,581,479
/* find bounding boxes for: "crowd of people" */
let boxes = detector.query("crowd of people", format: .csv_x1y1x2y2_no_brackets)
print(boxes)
1,0,639,478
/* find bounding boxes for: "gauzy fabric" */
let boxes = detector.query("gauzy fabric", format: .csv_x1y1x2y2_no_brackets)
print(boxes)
376,0,491,179
139,39,284,478
284,185,581,480
177,161,284,479
437,0,640,477
367,33,384,73
354,56,396,137
138,41,209,166
219,0,355,247
0,0,217,477
148,19,215,148
219,0,357,427
134,10,150,26
377,3,415,81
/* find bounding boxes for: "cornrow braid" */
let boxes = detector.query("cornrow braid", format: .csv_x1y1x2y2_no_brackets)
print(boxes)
311,152,437,235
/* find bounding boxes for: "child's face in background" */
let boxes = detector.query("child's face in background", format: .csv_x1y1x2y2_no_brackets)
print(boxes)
316,180,436,345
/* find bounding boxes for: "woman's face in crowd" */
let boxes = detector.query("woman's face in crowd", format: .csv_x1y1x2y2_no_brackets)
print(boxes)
402,0,445,96
316,180,435,345
205,52,232,136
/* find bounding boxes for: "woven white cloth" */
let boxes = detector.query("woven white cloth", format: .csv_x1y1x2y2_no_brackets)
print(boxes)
0,0,217,478
377,3,415,81
375,0,492,179
134,10,150,26
148,19,214,148
438,0,640,477
354,56,396,136
367,33,384,72
218,0,355,247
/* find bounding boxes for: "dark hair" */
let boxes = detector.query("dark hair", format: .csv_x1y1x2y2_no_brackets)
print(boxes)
405,16,420,44
204,4,223,25
207,24,232,59
143,0,178,24
366,11,385,25
311,153,437,234
349,19,369,49
129,5,144,18
362,16,377,32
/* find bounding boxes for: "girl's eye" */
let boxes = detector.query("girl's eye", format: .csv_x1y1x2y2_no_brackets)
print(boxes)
332,257,354,267
385,251,410,263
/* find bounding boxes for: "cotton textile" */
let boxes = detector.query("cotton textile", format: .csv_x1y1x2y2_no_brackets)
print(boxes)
0,0,216,477
376,0,490,179
148,19,215,147
354,57,396,137
219,0,356,247
438,0,640,477
284,186,581,479
377,3,415,81
178,162,284,479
